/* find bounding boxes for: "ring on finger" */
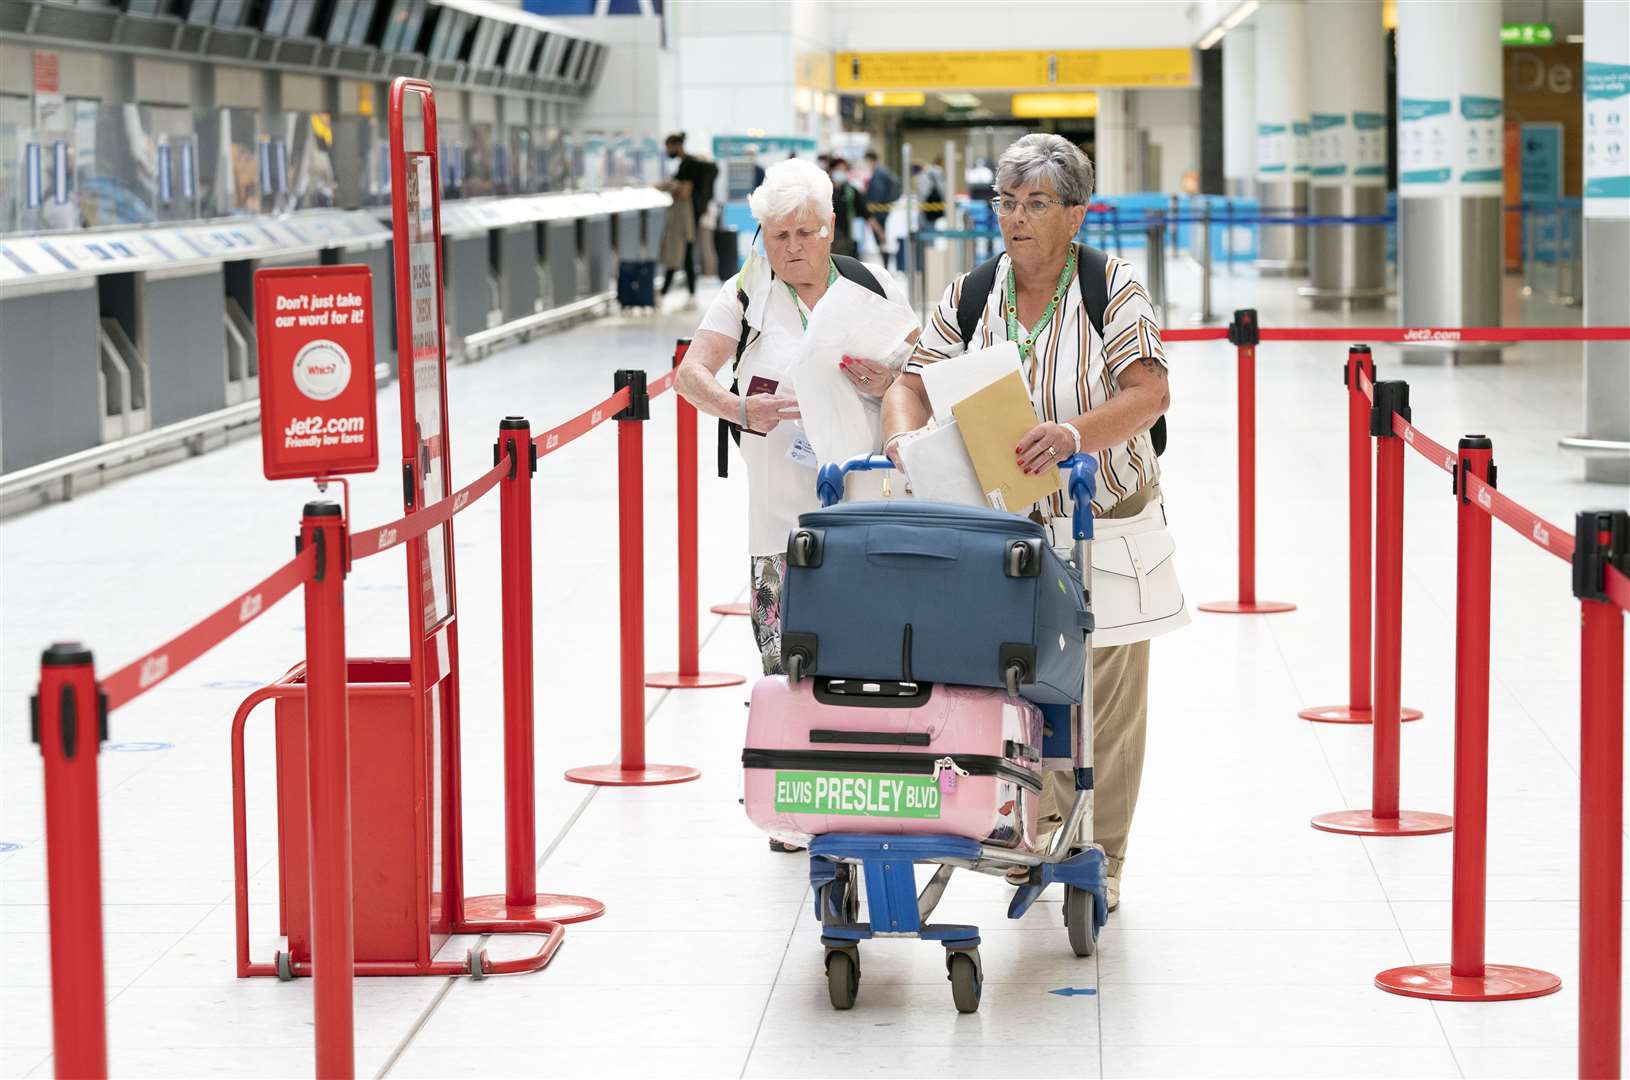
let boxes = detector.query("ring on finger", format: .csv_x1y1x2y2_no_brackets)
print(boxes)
1046,445,1058,458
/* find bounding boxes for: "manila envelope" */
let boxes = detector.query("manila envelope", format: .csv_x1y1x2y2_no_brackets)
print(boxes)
950,371,1061,514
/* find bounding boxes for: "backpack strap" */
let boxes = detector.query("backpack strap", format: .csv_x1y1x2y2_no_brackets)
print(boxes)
831,254,887,298
1077,243,1166,457
717,280,754,478
955,255,1003,347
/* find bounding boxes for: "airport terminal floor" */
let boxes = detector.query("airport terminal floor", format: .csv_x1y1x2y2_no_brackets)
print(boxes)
2,260,1617,1077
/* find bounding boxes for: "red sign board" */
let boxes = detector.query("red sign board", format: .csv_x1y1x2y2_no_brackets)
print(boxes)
253,264,379,481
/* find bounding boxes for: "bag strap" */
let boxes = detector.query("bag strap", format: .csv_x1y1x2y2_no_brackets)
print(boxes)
955,255,1003,347
831,254,887,298
717,281,753,478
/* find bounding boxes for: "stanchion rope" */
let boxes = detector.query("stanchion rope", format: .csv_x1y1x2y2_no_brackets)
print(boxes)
101,547,317,710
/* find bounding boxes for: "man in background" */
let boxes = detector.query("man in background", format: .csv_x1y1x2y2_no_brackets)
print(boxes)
828,157,867,258
863,149,901,264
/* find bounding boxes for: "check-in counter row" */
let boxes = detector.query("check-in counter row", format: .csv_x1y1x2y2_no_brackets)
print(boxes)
0,187,670,483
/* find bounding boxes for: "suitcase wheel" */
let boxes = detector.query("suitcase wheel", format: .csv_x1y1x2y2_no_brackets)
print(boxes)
786,652,807,683
1004,662,1024,699
1005,539,1043,578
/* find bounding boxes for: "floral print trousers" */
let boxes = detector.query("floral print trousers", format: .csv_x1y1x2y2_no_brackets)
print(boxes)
749,554,787,676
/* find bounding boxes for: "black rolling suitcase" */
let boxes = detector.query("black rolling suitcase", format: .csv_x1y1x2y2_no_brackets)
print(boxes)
714,228,740,277
617,260,656,308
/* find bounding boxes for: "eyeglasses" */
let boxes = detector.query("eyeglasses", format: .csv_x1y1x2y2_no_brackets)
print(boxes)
989,196,1077,218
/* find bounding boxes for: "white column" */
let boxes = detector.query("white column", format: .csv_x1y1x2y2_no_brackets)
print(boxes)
1580,0,1630,481
1304,0,1386,308
1396,0,1504,363
1222,24,1257,198
1094,89,1135,196
1254,0,1309,274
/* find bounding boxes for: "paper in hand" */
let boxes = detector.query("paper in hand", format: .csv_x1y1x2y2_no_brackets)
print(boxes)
790,275,918,492
919,340,1023,424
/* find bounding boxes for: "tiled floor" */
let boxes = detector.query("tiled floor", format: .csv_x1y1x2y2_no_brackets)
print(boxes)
1,257,1624,1079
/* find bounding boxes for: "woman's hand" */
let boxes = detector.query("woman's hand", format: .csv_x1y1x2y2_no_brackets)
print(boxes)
839,356,894,397
743,393,800,434
1015,421,1079,475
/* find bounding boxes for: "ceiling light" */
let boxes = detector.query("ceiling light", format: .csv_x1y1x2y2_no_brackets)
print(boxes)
1198,0,1260,48
938,93,983,109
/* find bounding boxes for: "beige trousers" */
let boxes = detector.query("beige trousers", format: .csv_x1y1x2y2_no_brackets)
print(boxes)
1036,483,1159,881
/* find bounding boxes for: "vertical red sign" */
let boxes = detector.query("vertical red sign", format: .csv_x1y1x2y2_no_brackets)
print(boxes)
253,265,378,480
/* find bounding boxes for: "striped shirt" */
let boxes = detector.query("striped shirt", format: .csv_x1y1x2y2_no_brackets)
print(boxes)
907,252,1166,517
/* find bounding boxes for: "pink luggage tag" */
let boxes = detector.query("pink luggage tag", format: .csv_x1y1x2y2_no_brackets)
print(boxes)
933,756,969,795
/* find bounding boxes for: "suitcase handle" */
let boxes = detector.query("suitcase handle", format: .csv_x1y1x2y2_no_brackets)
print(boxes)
817,452,1098,542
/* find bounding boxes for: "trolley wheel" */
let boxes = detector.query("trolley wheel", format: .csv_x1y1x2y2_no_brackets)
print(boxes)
274,950,295,981
468,948,488,980
1064,885,1096,958
787,653,806,684
825,948,860,1010
947,951,982,1013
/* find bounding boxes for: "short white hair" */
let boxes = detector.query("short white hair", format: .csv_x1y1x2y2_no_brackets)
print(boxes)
747,158,833,227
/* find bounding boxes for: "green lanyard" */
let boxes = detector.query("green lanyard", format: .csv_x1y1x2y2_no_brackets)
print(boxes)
1003,245,1077,363
786,259,840,331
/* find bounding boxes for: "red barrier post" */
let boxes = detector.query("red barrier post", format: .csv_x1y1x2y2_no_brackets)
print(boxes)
1575,509,1628,1080
463,418,605,928
1375,437,1559,1000
649,340,745,690
1302,346,1423,724
35,642,108,1079
566,371,701,787
1199,308,1295,615
300,501,355,1079
1313,381,1451,837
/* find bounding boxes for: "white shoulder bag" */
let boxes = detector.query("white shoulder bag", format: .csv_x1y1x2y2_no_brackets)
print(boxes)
1052,498,1190,648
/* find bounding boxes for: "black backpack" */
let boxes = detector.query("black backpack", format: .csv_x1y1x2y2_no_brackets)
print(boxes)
718,254,887,477
954,243,1166,457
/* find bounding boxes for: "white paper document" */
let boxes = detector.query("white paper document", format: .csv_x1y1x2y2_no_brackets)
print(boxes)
897,420,986,508
919,341,1023,424
791,276,919,475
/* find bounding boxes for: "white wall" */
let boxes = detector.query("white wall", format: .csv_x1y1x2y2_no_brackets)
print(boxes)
827,1,1207,50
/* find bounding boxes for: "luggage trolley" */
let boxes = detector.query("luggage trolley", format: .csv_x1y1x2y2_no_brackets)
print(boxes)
799,453,1108,1013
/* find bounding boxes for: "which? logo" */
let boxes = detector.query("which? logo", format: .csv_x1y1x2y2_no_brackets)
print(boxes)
292,339,352,401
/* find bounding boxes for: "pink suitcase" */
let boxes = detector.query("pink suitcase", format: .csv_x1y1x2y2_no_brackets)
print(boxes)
742,676,1045,850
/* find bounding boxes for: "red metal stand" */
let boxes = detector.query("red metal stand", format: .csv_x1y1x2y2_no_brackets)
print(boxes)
1575,510,1628,1080
648,340,745,690
464,418,605,927
567,371,701,787
34,642,108,1080
1313,381,1450,838
1200,310,1295,615
1303,346,1423,724
1376,437,1558,1001
300,502,356,1079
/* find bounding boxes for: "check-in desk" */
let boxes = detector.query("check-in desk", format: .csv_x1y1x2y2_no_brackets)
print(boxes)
0,210,389,477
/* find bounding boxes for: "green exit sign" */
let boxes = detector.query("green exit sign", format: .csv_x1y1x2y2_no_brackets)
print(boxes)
1502,22,1555,46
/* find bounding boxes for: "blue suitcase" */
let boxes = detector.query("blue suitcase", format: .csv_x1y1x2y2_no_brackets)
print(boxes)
780,492,1093,705
617,259,656,308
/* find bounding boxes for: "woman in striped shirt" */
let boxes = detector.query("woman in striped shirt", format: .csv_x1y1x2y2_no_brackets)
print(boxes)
880,133,1170,913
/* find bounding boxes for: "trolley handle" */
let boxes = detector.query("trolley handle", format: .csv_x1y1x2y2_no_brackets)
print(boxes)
816,451,1098,541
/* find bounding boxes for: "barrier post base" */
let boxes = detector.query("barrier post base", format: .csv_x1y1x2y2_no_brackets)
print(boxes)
1310,809,1453,836
645,670,746,689
462,892,606,927
710,602,751,617
1299,704,1425,724
1198,599,1297,614
565,763,701,787
1375,963,1561,1002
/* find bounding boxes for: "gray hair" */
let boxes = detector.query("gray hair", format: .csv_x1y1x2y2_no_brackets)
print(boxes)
995,133,1095,205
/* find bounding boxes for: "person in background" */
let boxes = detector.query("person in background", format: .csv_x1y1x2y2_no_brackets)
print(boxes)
827,157,867,259
748,147,767,191
880,133,1170,914
660,132,710,300
863,149,902,264
917,158,947,227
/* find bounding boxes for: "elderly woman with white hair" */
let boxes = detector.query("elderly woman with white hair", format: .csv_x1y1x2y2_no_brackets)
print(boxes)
676,156,918,682
881,133,1172,912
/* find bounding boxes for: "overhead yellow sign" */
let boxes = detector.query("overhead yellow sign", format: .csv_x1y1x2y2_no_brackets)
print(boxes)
835,49,1193,91
1012,92,1099,119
